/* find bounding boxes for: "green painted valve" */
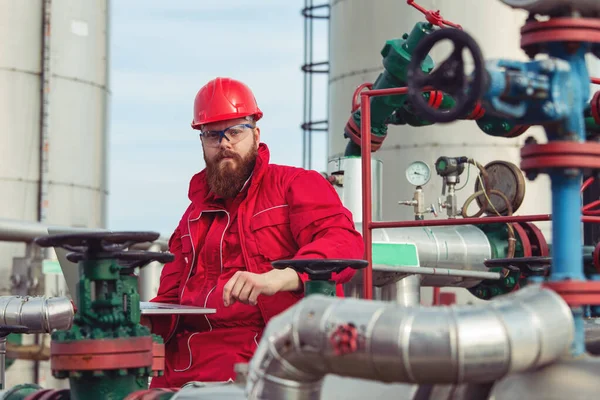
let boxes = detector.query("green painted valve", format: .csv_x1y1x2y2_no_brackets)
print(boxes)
0,383,44,400
33,232,175,400
344,22,436,155
271,259,369,296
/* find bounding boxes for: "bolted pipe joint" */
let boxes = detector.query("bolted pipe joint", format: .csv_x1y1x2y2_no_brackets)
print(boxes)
0,296,74,334
245,285,573,400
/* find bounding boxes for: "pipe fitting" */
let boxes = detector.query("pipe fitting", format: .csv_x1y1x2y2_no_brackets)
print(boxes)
0,296,74,334
246,285,573,400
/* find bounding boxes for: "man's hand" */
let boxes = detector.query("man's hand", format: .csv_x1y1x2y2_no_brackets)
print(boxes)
223,268,302,307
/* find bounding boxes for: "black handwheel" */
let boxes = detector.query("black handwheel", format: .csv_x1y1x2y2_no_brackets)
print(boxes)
0,325,30,338
407,28,486,123
484,256,550,277
34,231,174,269
271,259,368,281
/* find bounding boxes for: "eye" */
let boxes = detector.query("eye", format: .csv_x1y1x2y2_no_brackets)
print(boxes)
204,131,220,140
227,129,242,136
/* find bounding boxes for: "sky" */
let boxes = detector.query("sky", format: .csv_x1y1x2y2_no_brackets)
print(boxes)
106,1,328,237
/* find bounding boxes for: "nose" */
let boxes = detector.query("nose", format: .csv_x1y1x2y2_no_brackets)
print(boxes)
218,135,234,151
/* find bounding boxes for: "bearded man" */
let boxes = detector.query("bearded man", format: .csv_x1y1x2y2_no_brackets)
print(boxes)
143,77,364,388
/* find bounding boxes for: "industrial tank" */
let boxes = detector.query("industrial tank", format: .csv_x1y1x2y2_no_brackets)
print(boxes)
0,0,109,388
327,0,554,303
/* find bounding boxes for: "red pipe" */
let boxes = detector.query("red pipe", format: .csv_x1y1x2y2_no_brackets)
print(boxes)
370,214,600,229
432,287,441,305
360,93,373,300
582,176,594,192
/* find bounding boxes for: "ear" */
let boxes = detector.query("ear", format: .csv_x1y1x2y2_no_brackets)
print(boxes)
254,127,261,145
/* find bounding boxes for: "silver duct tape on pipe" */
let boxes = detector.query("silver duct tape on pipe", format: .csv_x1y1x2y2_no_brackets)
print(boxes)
0,296,74,333
245,285,573,400
353,223,493,289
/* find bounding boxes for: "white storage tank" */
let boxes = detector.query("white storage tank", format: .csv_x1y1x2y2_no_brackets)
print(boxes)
0,0,109,388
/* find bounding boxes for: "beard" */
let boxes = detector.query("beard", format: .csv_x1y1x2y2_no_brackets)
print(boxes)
205,141,258,199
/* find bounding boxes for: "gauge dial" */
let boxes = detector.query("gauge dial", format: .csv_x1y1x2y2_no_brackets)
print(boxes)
406,161,431,186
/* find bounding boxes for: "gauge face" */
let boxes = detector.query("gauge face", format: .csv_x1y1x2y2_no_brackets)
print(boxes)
406,161,431,186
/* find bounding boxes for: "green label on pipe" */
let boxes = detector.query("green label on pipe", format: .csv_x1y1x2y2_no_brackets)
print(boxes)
372,242,419,267
42,259,63,275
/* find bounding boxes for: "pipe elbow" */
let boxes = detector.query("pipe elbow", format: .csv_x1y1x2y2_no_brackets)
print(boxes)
246,285,573,399
0,296,74,334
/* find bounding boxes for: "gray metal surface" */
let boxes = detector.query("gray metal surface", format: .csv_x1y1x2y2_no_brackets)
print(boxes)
378,275,421,306
328,156,383,223
489,354,600,400
0,296,73,333
246,285,573,399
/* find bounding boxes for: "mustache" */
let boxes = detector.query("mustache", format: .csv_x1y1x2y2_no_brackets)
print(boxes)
216,150,240,162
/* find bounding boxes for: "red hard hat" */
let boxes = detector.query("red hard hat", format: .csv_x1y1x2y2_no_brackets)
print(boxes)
191,77,263,128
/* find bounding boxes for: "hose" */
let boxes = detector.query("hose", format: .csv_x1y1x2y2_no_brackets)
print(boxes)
461,159,516,259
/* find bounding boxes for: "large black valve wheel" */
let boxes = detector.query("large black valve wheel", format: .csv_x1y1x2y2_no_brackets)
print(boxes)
407,28,487,123
34,231,175,269
271,259,369,281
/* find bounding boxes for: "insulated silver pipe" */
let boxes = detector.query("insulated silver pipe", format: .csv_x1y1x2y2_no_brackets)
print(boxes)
0,296,74,333
245,285,573,400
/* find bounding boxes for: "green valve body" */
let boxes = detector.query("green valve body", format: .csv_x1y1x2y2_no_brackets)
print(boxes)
305,280,337,297
344,22,435,155
0,384,43,400
51,258,160,399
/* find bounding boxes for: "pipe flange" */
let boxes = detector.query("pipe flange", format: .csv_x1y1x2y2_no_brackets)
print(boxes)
151,341,165,377
519,222,549,257
511,222,533,258
521,17,600,55
521,142,600,173
465,102,486,120
593,242,600,273
505,125,530,138
591,91,600,125
542,281,600,306
50,337,153,374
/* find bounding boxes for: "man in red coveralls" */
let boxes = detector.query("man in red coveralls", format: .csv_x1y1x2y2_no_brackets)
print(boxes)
143,77,364,388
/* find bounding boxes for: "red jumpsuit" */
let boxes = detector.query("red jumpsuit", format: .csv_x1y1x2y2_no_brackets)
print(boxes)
148,143,364,388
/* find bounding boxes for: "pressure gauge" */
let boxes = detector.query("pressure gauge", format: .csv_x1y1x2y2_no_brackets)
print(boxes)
406,161,431,186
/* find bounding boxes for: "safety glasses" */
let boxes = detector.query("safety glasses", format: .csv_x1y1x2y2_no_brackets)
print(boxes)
199,124,254,148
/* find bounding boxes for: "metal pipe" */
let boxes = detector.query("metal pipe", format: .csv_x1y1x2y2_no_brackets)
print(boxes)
0,218,169,250
377,275,421,306
246,285,573,400
0,296,73,333
362,223,493,288
374,265,502,280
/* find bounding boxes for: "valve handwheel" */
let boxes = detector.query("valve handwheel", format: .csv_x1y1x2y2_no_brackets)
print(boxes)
34,232,174,269
271,259,369,281
407,28,487,123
